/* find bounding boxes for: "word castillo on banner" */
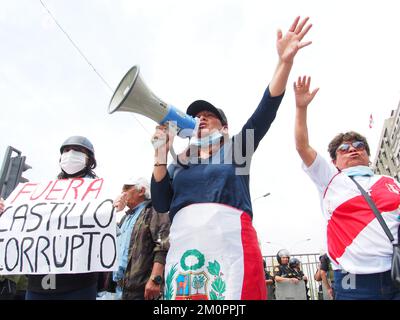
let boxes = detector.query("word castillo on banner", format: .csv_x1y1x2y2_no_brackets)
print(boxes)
0,178,118,275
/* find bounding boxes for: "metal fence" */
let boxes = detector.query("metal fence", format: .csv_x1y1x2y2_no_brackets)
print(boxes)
263,253,321,300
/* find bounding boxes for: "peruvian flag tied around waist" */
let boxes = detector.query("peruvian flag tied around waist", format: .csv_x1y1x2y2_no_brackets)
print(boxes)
164,203,266,300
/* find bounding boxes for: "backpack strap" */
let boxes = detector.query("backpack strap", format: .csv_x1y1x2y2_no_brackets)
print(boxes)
349,176,395,243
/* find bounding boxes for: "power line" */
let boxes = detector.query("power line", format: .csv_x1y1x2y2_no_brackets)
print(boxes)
38,0,152,136
39,0,113,92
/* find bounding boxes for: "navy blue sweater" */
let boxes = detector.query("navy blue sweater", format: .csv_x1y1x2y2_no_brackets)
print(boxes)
151,87,284,221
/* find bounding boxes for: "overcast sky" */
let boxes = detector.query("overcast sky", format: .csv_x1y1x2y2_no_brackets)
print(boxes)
1,0,400,256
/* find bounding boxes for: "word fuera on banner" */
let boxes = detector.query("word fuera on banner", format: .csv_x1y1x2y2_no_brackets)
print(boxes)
0,178,118,275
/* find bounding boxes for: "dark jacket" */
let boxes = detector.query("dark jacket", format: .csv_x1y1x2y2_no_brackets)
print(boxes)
121,201,170,300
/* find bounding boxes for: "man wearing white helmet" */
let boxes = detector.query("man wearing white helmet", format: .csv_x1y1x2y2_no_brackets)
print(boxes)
112,177,170,300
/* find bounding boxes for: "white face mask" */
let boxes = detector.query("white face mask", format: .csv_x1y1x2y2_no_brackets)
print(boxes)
60,150,87,175
190,130,223,147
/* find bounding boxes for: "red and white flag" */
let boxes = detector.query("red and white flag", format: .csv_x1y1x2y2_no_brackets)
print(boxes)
164,203,266,300
369,114,374,128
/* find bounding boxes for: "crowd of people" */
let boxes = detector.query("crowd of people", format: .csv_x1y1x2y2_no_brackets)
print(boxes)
1,15,400,300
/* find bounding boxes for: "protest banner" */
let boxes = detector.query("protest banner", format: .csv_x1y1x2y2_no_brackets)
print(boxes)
0,178,117,275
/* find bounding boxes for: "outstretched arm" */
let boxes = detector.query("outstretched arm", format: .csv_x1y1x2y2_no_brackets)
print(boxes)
235,17,313,154
269,16,313,97
294,76,319,167
151,125,176,213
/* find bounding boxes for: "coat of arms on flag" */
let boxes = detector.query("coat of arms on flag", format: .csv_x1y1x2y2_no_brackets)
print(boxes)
164,249,226,300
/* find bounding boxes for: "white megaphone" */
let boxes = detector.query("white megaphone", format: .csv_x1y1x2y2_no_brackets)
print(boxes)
108,65,198,139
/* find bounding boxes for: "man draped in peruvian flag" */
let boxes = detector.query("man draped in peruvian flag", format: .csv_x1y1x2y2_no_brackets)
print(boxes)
150,16,313,300
294,76,400,300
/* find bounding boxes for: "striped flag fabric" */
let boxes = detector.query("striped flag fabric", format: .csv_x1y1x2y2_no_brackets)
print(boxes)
164,203,266,300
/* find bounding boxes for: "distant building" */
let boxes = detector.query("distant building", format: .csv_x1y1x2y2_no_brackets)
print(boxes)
373,102,400,182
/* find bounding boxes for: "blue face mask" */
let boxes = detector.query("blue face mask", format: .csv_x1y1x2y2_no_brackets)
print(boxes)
342,165,374,177
190,131,223,147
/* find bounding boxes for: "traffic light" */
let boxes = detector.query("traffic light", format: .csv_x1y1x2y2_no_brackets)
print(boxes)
0,146,32,199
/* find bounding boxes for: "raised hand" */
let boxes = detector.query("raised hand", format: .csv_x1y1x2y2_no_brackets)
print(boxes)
277,16,312,64
113,192,127,212
294,76,319,109
294,75,319,167
269,17,313,97
152,124,175,165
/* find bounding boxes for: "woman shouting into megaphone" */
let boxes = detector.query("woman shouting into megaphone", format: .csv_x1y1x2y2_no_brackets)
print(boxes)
151,16,313,300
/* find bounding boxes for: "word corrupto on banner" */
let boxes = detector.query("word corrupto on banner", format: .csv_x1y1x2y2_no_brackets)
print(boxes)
0,178,118,275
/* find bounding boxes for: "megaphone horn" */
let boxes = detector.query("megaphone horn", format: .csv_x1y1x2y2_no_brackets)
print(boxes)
108,65,197,138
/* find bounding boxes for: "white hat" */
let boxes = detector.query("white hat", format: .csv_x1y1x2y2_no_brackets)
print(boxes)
123,177,150,199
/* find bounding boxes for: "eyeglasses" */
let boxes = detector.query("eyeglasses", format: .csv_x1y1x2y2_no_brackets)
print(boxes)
336,141,366,154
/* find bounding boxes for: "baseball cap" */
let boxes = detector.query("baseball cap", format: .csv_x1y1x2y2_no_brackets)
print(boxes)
186,100,228,126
